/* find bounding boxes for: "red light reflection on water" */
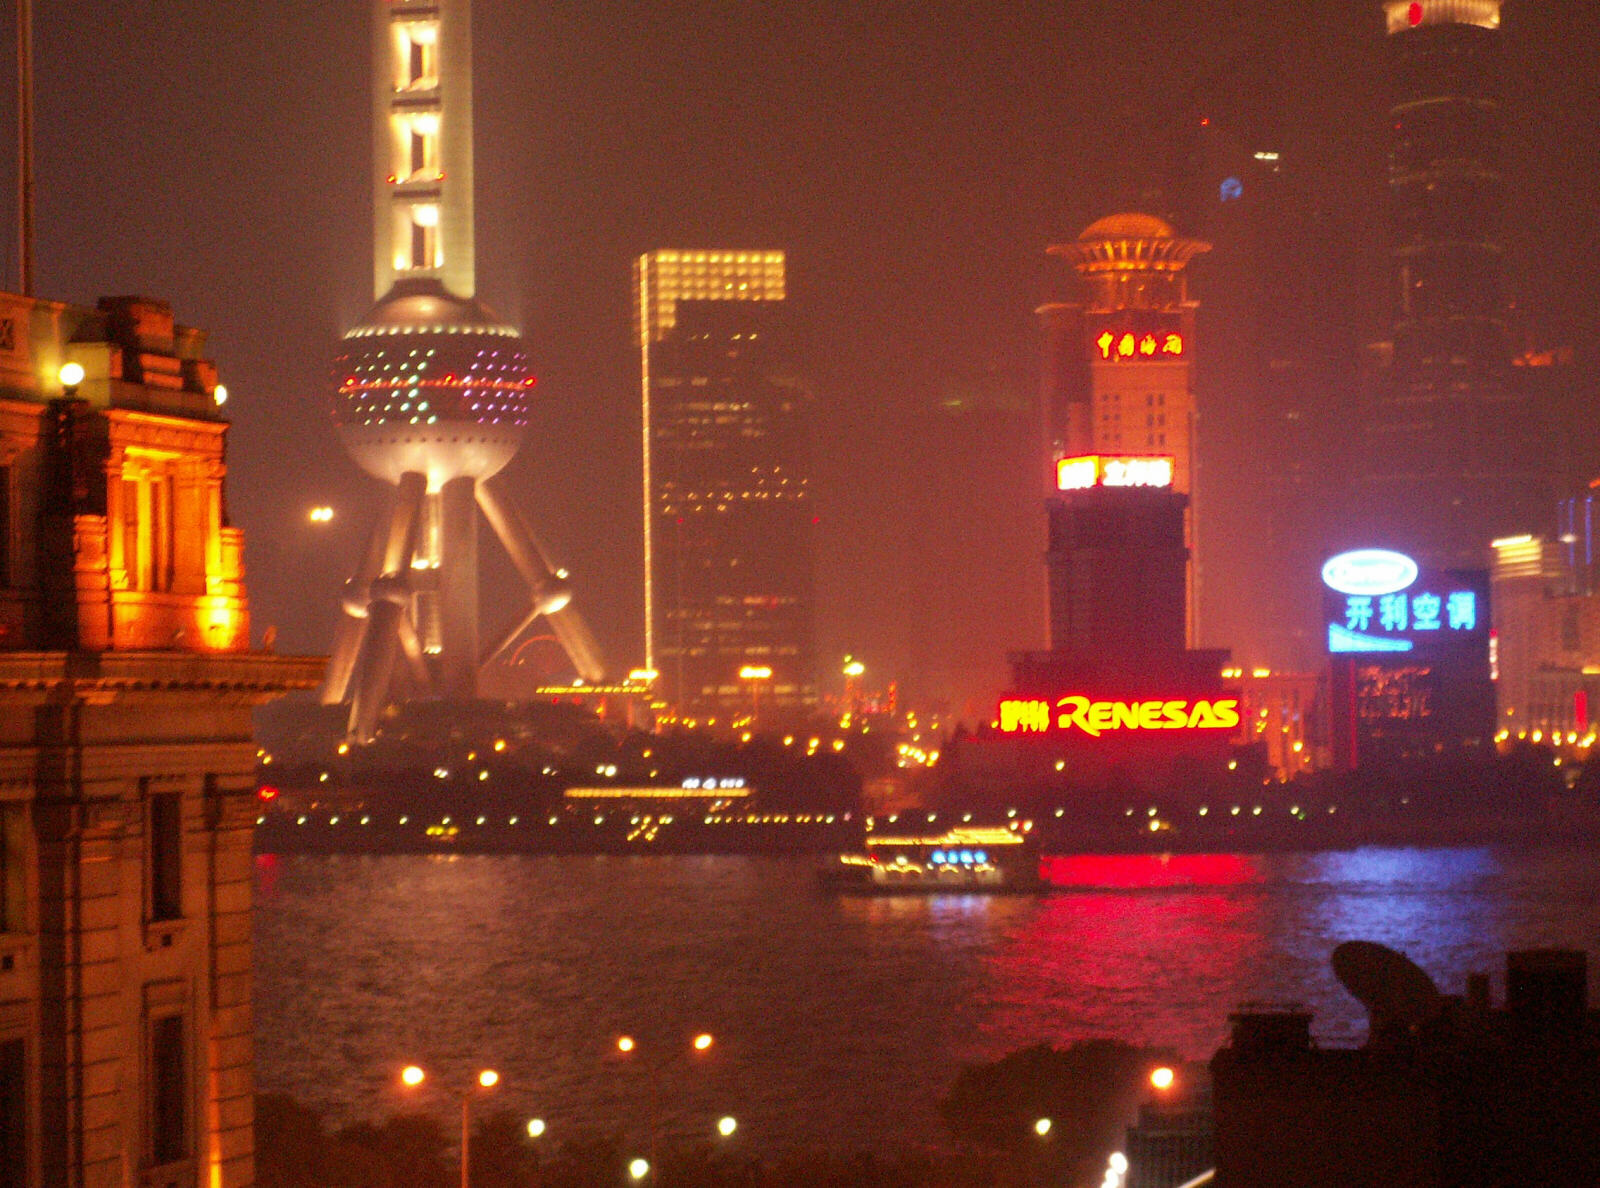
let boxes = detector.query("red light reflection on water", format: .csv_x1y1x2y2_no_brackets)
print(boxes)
973,853,1273,1059
255,852,282,900
1041,852,1264,890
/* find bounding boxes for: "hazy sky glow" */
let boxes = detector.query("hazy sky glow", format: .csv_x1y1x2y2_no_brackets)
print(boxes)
6,1,1595,714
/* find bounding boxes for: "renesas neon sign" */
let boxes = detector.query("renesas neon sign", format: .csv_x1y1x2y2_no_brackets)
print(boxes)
1057,454,1174,492
1322,549,1486,654
998,695,1241,738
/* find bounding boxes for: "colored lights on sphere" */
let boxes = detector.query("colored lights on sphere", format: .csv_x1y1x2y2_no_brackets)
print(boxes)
331,280,536,485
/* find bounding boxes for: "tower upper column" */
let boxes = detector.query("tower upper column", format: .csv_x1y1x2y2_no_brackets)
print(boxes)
372,0,476,301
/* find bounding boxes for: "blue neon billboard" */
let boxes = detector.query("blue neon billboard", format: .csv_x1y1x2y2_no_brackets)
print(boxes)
1321,549,1488,656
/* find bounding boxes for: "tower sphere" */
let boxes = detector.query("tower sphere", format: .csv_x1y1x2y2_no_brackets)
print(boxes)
331,278,535,488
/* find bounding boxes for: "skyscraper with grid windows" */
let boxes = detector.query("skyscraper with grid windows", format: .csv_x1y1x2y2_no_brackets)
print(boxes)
634,250,816,720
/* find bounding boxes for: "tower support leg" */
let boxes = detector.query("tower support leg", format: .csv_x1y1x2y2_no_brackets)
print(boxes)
437,475,480,699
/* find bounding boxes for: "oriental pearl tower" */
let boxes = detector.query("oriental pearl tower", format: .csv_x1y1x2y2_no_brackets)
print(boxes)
320,0,603,743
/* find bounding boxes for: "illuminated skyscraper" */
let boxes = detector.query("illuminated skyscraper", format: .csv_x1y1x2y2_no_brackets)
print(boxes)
1359,0,1550,565
1037,214,1210,643
321,0,602,743
634,250,815,718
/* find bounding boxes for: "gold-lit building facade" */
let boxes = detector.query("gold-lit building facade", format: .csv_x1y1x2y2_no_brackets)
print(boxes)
634,250,816,719
1490,531,1600,744
0,292,319,1188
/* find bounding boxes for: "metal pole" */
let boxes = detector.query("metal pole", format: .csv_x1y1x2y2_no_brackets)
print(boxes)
460,1093,470,1188
17,0,34,295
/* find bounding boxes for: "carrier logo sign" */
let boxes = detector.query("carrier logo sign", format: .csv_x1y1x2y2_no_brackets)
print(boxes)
998,696,1241,738
1321,549,1419,597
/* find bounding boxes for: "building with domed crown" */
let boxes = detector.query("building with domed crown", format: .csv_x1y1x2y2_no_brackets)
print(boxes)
1037,213,1210,650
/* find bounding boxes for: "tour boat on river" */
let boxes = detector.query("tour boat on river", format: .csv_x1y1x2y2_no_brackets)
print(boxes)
821,824,1043,892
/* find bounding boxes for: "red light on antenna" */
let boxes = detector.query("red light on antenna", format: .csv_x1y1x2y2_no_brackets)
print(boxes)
1408,2,1423,26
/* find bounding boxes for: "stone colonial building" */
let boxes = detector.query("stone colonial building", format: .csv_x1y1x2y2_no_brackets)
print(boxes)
0,292,320,1188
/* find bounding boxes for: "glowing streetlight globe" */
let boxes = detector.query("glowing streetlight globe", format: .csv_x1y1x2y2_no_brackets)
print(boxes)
400,1065,425,1087
693,1032,714,1051
628,1157,650,1180
717,1116,737,1137
526,1118,546,1139
58,361,85,389
1034,1117,1053,1136
477,1069,499,1089
1150,1066,1176,1090
616,1035,635,1053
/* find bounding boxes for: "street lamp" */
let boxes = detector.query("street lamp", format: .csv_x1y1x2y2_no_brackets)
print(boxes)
399,1063,500,1188
614,1031,718,1174
716,1116,737,1138
1150,1066,1176,1091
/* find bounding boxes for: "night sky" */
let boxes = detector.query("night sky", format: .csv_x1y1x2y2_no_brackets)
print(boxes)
3,1,1596,715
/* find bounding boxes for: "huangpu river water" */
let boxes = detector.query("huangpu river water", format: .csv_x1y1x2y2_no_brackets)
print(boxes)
253,847,1600,1156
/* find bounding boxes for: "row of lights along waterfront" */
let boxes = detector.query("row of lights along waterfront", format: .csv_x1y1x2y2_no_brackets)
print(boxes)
399,1032,733,1185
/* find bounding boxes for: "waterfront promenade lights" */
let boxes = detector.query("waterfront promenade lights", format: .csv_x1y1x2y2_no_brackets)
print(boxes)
398,1064,500,1188
615,1030,718,1171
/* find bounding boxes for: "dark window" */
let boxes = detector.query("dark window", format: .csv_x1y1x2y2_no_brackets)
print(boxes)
150,1016,186,1166
0,1038,23,1188
0,464,10,587
0,805,21,933
149,795,181,922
